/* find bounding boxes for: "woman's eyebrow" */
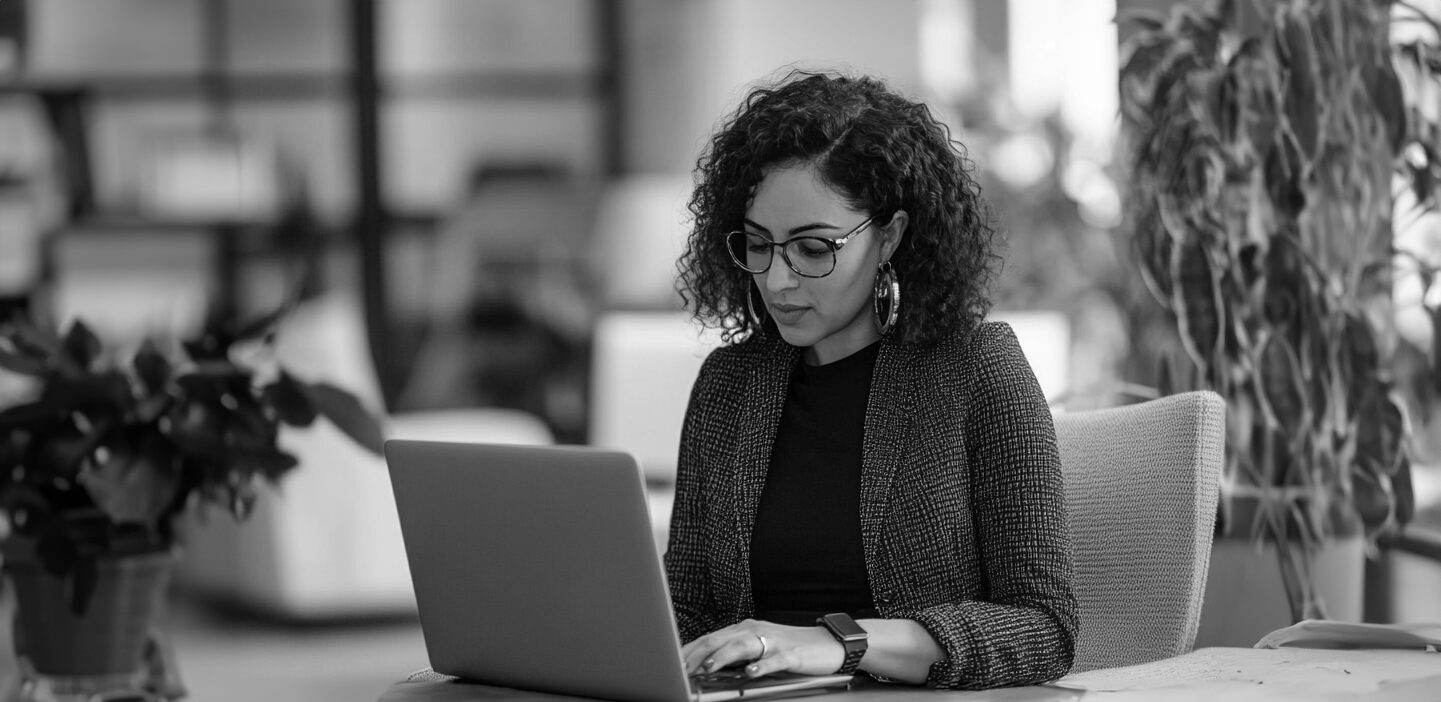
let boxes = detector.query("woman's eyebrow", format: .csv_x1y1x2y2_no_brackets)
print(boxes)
743,218,839,236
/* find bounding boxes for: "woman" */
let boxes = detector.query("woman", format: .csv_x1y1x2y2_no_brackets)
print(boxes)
668,71,1076,689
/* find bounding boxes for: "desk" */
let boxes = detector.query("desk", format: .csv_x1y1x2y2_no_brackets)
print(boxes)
377,647,1441,702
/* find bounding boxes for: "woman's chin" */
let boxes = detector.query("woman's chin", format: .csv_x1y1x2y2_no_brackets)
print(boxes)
773,322,819,349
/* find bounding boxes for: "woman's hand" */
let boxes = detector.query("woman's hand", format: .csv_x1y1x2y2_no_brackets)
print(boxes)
682,619,844,678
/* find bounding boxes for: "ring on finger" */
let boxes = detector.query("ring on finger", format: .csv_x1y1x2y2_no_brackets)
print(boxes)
755,634,769,660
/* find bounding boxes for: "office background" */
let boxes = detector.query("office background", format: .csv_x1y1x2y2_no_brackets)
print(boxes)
0,1,1437,701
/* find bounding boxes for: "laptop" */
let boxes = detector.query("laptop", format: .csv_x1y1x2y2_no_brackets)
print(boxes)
384,440,856,702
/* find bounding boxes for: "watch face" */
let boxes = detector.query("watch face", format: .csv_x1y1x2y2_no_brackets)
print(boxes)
822,613,868,640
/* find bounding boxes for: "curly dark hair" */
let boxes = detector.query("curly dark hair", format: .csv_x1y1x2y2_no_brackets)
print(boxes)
676,70,1002,346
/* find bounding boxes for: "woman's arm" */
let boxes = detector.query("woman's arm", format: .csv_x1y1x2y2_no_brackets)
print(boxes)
853,618,944,683
908,323,1077,688
680,618,942,683
664,351,727,642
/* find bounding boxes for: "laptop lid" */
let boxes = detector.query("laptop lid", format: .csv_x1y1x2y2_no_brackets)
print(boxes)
384,440,695,702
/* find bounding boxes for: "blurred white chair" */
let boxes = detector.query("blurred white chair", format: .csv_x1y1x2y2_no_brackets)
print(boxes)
588,311,721,550
588,174,693,310
990,309,1071,404
179,292,553,619
588,311,721,483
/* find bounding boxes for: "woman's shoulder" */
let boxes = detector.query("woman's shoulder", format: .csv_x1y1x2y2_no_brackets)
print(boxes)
910,320,1023,366
698,331,789,374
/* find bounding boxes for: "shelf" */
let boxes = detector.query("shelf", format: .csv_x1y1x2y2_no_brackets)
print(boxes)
0,70,611,102
65,212,280,233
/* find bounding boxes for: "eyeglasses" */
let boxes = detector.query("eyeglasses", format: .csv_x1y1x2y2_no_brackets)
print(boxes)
725,217,874,279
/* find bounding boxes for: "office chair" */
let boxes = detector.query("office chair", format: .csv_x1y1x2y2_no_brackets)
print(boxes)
1057,390,1226,672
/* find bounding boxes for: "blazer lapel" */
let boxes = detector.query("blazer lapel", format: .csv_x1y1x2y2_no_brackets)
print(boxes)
724,338,797,617
861,338,910,598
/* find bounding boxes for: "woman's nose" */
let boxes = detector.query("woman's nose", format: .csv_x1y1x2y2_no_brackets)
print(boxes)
764,255,799,292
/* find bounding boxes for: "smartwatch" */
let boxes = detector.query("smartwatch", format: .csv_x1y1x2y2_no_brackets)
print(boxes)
817,612,868,675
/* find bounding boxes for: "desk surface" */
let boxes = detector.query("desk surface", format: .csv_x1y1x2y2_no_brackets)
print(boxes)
378,646,1441,702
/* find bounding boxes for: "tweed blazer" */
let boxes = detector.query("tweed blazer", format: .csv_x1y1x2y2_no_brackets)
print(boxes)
664,321,1077,689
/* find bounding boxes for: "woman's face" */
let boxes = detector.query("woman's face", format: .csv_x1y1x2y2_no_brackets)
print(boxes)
744,162,905,365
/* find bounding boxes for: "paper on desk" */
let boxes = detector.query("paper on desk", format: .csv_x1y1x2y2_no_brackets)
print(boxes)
1056,646,1441,698
1254,619,1441,650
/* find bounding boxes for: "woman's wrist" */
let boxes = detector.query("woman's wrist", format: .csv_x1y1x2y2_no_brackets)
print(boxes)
816,613,869,674
854,618,944,684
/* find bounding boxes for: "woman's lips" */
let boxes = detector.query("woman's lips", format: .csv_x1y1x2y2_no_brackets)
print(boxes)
770,303,808,324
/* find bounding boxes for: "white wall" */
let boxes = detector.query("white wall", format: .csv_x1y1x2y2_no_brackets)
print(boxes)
623,0,924,174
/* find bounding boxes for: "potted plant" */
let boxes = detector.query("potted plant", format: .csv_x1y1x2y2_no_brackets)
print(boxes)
0,307,383,699
1118,0,1440,641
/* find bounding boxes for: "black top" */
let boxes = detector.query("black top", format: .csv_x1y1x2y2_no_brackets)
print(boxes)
750,341,880,626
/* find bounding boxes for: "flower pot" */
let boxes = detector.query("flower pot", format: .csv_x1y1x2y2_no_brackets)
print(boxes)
3,546,177,689
1194,532,1364,647
1194,488,1365,647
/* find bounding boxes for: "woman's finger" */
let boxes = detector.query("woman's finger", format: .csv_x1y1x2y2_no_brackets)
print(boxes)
703,632,765,672
743,648,795,679
681,633,721,673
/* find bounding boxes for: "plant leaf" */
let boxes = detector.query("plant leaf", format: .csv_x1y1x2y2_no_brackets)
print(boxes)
1157,352,1176,397
1172,239,1224,382
1351,460,1392,533
1429,304,1441,391
1363,58,1407,156
1280,9,1319,163
132,340,171,395
301,381,383,455
0,400,67,429
1257,333,1307,437
1117,7,1167,33
1392,455,1414,527
224,393,278,452
250,447,301,481
264,371,318,427
78,432,181,525
40,372,133,414
0,342,47,375
61,320,103,373
182,334,230,363
231,304,293,343
133,395,171,424
1342,314,1379,412
2,315,62,366
27,423,98,478
1354,387,1403,475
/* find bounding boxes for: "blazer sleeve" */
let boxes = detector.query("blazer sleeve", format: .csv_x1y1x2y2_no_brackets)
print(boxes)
909,324,1078,688
664,349,728,643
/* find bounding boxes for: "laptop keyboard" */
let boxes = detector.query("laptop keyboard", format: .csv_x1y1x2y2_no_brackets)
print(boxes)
691,669,751,685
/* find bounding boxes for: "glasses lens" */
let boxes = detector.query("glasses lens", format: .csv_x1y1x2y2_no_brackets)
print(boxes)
728,231,773,273
784,238,837,277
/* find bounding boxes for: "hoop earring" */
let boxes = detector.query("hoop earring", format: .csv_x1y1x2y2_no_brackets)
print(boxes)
873,261,900,336
746,285,766,327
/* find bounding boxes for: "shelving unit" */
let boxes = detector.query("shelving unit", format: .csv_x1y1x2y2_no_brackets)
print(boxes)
0,0,624,404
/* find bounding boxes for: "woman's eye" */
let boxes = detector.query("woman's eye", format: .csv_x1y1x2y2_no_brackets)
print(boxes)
746,240,772,254
796,240,832,257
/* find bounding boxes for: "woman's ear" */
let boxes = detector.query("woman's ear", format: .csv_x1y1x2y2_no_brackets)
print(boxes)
880,210,909,263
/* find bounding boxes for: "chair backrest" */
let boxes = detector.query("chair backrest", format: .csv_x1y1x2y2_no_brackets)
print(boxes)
1057,390,1225,672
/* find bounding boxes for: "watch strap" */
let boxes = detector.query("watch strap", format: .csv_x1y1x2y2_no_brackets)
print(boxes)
817,613,868,675
836,638,865,675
